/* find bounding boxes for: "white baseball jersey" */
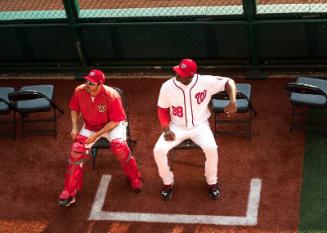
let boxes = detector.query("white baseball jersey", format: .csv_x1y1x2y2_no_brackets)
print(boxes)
157,74,230,129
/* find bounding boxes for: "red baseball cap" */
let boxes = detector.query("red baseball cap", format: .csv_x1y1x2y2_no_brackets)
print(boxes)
173,59,197,78
83,69,106,84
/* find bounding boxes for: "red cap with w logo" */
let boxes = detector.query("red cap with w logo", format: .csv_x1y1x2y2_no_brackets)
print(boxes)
173,58,197,78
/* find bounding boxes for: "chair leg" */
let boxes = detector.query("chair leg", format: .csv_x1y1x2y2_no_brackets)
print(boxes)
12,111,16,140
247,111,251,140
290,105,295,132
21,114,25,139
127,139,137,152
169,149,176,171
214,113,217,139
90,148,98,169
53,108,57,137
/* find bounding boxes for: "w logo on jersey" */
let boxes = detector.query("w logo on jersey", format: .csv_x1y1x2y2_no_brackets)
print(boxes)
195,90,207,104
97,105,106,113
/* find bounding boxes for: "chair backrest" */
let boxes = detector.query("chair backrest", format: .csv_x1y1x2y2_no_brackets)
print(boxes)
112,87,134,145
113,87,129,120
211,85,256,116
9,90,51,102
0,97,12,114
286,82,327,97
211,91,249,101
0,87,15,114
8,90,63,113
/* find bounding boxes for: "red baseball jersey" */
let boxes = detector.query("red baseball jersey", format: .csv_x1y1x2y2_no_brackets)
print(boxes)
69,84,126,131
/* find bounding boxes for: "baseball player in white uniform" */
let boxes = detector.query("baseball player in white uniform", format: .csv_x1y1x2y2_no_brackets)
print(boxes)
153,58,237,200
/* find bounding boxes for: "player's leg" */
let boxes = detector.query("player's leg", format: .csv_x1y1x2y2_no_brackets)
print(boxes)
59,134,89,206
108,122,143,192
190,121,220,200
153,124,186,200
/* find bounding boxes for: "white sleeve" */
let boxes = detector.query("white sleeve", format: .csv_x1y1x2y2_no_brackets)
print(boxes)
208,76,230,95
157,83,169,108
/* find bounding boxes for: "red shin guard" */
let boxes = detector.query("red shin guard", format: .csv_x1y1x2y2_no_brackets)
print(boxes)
110,139,142,190
60,135,88,198
120,156,142,189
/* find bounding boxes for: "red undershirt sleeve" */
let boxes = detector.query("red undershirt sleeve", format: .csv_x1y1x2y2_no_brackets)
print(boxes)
157,107,170,128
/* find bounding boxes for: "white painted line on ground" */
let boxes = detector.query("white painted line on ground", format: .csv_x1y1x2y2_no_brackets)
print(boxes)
89,175,262,226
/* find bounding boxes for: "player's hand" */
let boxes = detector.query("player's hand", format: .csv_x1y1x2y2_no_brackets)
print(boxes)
85,134,97,145
71,128,79,141
224,102,237,117
163,129,176,141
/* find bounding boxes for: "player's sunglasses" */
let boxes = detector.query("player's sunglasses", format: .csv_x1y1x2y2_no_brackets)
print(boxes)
86,80,96,86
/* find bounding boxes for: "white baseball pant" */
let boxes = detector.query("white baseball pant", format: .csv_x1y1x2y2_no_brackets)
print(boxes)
153,120,218,185
79,121,127,149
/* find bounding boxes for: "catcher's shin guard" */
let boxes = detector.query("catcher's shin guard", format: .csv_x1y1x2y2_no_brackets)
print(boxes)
60,135,88,198
110,139,142,191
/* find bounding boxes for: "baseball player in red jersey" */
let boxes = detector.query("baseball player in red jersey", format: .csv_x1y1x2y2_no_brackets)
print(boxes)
59,69,142,207
153,59,237,200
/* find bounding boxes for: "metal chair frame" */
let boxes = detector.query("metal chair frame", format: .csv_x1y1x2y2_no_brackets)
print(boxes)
8,89,64,138
286,82,327,132
211,89,256,140
0,87,15,139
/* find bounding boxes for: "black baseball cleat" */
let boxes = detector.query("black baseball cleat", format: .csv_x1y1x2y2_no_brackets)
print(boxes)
131,177,143,193
133,187,142,193
59,196,76,207
161,184,173,201
208,183,220,200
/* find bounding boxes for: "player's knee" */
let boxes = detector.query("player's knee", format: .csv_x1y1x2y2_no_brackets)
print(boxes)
75,134,88,144
202,144,218,154
70,142,86,164
110,138,130,162
153,144,169,157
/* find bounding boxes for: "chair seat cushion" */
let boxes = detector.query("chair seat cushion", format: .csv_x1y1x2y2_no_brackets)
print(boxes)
16,85,54,113
0,87,14,114
212,83,251,113
92,137,110,149
174,139,199,150
290,77,327,107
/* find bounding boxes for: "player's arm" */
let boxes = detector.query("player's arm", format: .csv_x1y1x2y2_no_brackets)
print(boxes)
158,107,175,141
69,89,82,141
224,79,237,116
71,110,80,140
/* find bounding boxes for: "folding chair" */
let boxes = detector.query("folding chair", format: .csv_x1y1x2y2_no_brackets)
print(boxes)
286,77,327,132
211,83,256,140
8,85,64,138
90,87,137,169
168,139,201,171
0,87,15,139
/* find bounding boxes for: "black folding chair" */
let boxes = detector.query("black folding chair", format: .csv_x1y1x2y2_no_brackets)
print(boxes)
286,77,327,132
0,87,15,139
90,87,137,169
211,83,256,140
168,139,201,171
8,85,64,138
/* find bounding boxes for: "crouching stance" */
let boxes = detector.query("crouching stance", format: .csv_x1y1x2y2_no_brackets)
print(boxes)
59,69,142,207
